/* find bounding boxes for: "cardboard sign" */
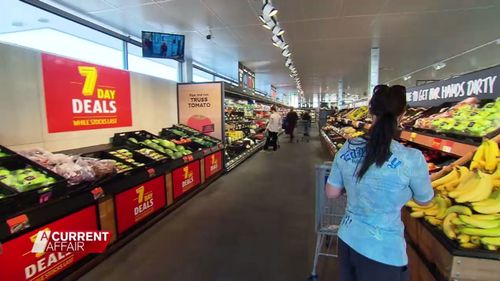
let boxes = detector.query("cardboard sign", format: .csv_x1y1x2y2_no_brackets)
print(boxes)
172,161,201,199
42,53,132,133
204,151,223,179
114,176,166,234
177,83,223,140
0,206,98,281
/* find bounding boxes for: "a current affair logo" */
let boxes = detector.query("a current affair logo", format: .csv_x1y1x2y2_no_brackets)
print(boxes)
30,230,111,254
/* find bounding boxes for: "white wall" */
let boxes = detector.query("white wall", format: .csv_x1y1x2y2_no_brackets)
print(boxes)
0,43,178,152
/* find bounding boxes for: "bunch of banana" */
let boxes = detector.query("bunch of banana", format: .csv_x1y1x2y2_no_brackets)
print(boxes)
471,190,500,214
407,195,450,219
470,139,499,172
432,166,470,194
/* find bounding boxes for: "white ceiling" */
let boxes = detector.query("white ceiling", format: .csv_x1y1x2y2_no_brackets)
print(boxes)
10,0,500,98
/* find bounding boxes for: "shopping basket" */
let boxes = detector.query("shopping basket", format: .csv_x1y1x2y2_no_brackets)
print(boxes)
309,162,347,280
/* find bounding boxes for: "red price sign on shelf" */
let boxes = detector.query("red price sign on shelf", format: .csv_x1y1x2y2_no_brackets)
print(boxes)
431,138,442,150
442,140,455,153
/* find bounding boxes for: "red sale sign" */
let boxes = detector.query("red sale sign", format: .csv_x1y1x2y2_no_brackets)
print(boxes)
114,176,166,234
172,161,201,199
41,53,132,133
204,151,223,179
0,206,98,281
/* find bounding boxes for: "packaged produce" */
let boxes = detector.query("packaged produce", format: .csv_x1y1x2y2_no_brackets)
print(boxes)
19,148,116,185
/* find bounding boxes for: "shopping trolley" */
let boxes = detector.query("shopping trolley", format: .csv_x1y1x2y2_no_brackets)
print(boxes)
309,162,347,280
296,119,311,143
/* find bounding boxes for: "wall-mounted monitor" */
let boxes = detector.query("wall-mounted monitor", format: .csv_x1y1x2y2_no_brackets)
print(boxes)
142,31,185,61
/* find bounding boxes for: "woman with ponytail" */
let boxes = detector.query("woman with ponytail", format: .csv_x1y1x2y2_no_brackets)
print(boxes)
325,85,434,281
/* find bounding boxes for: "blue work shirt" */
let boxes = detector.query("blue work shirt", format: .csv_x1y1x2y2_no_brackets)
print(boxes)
327,138,434,266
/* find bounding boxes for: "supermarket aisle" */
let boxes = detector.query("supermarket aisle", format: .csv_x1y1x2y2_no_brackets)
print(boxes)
78,129,337,281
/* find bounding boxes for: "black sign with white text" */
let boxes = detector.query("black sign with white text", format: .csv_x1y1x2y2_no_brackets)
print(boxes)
406,65,500,107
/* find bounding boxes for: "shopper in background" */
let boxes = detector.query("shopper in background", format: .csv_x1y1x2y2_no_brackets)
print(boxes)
285,108,299,142
325,85,434,281
264,106,281,151
301,110,312,137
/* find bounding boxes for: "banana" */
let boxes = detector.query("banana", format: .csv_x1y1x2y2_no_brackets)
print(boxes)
470,236,481,245
444,205,472,217
425,216,443,226
435,196,450,219
448,171,479,198
435,185,445,191
410,211,425,218
485,244,498,251
443,213,458,239
470,143,486,170
406,200,435,209
457,234,470,243
471,199,500,214
444,178,461,191
493,163,500,179
432,169,459,188
442,196,452,207
455,171,493,203
458,215,500,229
460,242,479,249
458,226,500,237
452,218,467,226
493,179,500,187
481,237,500,246
423,206,440,216
468,214,500,220
485,140,499,173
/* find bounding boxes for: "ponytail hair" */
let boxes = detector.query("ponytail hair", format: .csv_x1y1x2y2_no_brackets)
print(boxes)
357,85,407,180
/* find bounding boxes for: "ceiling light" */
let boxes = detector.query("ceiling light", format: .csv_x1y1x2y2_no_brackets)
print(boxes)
258,15,267,24
262,18,276,30
282,49,291,57
273,42,281,48
433,62,446,70
262,2,278,18
272,26,285,36
403,75,411,81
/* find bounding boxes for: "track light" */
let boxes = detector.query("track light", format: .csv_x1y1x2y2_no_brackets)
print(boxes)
433,62,446,70
403,75,411,81
282,49,291,57
262,2,278,19
262,18,276,30
272,25,284,36
258,15,266,24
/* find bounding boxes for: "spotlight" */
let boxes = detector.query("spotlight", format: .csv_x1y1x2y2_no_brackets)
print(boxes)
403,75,411,81
282,49,291,57
433,62,446,70
272,25,285,36
258,15,266,24
262,2,278,19
262,18,276,30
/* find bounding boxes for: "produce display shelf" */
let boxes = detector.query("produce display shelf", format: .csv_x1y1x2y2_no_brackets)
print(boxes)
225,141,265,172
320,130,337,157
399,130,477,157
335,117,479,157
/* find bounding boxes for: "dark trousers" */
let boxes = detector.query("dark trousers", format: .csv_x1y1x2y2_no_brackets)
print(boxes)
339,239,409,281
264,131,278,151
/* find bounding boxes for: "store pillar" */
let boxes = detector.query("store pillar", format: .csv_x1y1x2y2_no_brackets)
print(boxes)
181,58,194,82
368,47,380,98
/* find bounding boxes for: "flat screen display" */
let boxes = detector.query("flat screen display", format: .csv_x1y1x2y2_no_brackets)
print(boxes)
142,31,185,61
